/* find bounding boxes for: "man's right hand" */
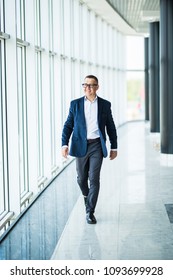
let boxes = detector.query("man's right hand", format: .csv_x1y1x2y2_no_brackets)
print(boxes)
61,147,69,158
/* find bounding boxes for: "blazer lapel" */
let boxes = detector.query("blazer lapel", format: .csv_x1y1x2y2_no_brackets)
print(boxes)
97,96,103,124
78,97,86,124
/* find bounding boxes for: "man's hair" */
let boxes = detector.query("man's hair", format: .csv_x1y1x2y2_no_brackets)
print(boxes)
85,75,98,85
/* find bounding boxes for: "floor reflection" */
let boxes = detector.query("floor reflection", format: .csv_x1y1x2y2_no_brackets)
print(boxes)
78,225,101,260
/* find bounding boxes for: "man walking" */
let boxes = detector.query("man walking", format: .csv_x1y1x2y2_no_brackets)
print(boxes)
61,75,118,224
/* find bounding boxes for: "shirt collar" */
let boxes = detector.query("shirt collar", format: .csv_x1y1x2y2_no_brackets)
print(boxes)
84,95,98,102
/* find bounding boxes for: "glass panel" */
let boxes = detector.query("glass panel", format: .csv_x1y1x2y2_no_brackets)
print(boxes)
48,0,53,51
35,0,41,46
0,0,4,32
48,0,56,169
17,46,29,196
49,55,56,168
36,51,44,179
16,0,25,40
0,41,5,214
127,71,145,121
126,36,145,121
63,0,71,57
126,36,144,70
0,39,8,215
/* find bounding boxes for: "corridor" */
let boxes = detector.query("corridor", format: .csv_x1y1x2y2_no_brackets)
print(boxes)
1,121,172,260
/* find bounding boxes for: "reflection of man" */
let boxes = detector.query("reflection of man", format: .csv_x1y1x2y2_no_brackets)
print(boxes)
62,75,118,224
79,225,101,260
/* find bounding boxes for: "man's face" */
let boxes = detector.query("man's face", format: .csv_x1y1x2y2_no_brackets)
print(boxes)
83,78,99,99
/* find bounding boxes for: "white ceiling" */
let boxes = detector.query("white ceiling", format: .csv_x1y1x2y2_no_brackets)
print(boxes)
81,0,160,36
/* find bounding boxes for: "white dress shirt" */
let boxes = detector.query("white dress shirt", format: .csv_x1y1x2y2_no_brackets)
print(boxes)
84,96,100,139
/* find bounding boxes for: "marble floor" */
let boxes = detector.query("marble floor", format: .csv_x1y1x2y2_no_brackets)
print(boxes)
51,121,173,260
0,121,173,260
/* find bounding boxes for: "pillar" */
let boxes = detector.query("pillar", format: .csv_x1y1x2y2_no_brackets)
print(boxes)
160,0,173,154
149,22,160,132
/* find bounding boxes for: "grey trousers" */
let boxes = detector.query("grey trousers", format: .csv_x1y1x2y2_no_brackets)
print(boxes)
76,141,103,214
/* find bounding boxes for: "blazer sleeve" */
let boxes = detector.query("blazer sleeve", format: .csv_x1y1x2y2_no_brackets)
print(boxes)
106,104,118,150
61,101,74,146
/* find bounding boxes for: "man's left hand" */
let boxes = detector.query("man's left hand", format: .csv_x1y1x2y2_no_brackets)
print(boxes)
109,150,117,160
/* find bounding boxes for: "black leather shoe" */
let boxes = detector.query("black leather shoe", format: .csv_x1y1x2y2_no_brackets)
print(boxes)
86,213,97,224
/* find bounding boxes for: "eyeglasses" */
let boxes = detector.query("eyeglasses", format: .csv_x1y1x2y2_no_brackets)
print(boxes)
82,83,98,89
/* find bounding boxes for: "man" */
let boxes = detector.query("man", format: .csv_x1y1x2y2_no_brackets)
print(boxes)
61,75,117,224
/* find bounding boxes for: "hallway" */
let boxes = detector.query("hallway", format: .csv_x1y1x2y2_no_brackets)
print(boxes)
0,121,173,260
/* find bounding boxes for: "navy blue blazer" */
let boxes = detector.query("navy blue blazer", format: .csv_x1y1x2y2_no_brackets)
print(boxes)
61,96,117,158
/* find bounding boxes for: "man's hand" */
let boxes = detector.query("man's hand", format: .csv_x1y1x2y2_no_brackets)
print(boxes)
62,147,69,158
109,150,117,160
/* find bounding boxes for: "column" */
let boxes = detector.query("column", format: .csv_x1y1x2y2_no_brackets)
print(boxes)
144,37,149,121
160,0,173,154
149,22,160,132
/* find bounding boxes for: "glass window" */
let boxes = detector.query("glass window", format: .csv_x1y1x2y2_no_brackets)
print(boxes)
73,0,80,59
48,0,57,170
60,0,65,54
63,0,71,57
48,0,53,51
89,11,97,65
35,0,41,46
0,39,8,216
0,41,5,214
49,55,56,170
35,0,44,181
16,0,25,40
126,36,144,70
127,71,145,121
35,51,44,180
79,3,83,61
17,46,29,197
0,0,4,32
126,36,145,121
